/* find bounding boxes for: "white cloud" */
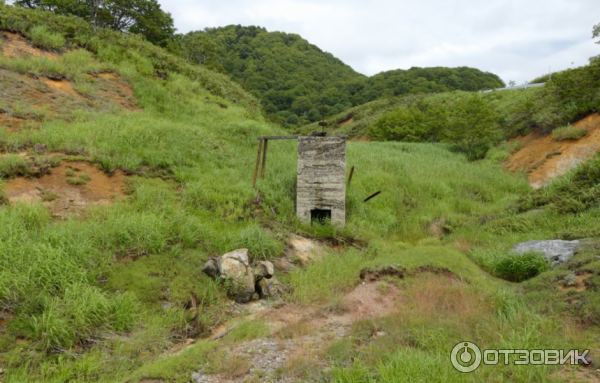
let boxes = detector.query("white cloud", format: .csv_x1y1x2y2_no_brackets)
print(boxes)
159,0,599,84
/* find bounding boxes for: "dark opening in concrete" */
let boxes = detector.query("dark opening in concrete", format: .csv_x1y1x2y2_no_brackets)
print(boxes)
311,209,331,223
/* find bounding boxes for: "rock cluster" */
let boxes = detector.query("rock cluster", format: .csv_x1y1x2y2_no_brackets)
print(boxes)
203,248,283,303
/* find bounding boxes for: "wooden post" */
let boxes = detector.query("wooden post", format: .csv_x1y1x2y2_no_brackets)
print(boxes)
260,139,268,179
252,139,263,188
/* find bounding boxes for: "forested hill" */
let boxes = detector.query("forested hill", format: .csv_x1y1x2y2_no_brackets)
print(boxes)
365,66,505,98
185,25,505,128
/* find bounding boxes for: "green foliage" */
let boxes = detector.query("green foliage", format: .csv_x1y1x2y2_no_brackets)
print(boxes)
29,25,65,50
551,124,588,141
0,4,597,382
369,107,428,142
368,93,500,158
491,251,550,282
185,26,504,128
288,249,366,305
223,319,269,342
444,94,500,158
14,0,176,47
518,153,600,214
180,31,223,72
0,3,260,112
233,224,284,261
303,56,600,148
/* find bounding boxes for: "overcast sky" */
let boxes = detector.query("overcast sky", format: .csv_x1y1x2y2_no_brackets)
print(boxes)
159,0,598,84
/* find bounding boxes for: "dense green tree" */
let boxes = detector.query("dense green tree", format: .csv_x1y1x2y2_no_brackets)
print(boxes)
13,0,175,46
444,95,500,157
181,31,223,72
369,107,428,142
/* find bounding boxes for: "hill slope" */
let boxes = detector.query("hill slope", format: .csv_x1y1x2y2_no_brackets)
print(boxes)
187,25,505,128
0,4,598,383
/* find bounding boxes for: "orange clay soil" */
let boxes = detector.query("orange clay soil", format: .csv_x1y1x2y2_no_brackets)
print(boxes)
43,77,81,98
505,113,600,189
0,31,60,59
339,116,354,126
0,115,28,132
4,161,127,218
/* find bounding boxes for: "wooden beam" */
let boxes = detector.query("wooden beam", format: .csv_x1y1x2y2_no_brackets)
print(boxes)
364,191,381,203
255,134,348,140
260,139,268,179
256,135,298,140
252,139,263,188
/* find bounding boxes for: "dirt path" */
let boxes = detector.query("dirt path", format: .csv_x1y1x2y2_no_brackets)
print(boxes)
182,271,461,383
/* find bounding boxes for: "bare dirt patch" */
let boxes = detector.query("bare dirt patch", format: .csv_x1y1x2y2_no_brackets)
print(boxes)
558,272,593,293
505,114,600,188
551,363,600,382
43,77,80,98
4,161,127,217
1,31,60,59
93,72,140,111
0,66,139,131
339,116,354,126
349,135,371,142
0,114,28,132
184,271,467,383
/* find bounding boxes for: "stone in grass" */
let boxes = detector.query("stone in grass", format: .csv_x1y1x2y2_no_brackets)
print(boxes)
201,248,255,303
203,250,283,303
202,258,219,279
512,240,581,267
256,276,284,299
218,248,251,279
254,261,275,279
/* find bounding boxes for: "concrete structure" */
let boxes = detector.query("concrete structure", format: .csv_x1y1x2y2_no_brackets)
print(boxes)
296,135,347,227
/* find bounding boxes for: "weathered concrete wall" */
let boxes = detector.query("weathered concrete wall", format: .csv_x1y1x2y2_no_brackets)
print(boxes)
296,136,346,227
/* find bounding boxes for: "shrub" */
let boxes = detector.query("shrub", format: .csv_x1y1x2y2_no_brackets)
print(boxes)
29,25,65,50
0,154,29,178
552,124,588,141
492,251,549,282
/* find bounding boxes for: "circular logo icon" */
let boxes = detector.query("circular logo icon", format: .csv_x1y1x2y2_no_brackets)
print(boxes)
451,342,482,373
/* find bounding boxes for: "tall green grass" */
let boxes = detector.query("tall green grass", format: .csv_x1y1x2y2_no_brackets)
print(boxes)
0,3,594,382
29,25,65,50
552,124,588,141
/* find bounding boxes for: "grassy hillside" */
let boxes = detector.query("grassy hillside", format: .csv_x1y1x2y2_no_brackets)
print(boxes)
184,26,504,129
300,57,600,159
0,4,598,382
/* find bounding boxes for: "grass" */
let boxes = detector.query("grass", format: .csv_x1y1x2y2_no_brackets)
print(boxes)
552,124,588,141
29,25,65,51
491,251,550,282
0,3,598,382
0,154,29,178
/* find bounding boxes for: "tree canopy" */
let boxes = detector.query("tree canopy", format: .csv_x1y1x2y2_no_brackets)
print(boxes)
12,0,175,47
185,25,505,128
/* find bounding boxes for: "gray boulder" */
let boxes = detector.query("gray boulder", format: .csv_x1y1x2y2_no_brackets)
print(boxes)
218,248,250,279
202,258,219,279
214,249,256,303
256,276,284,299
254,261,274,279
202,249,283,303
512,240,580,267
